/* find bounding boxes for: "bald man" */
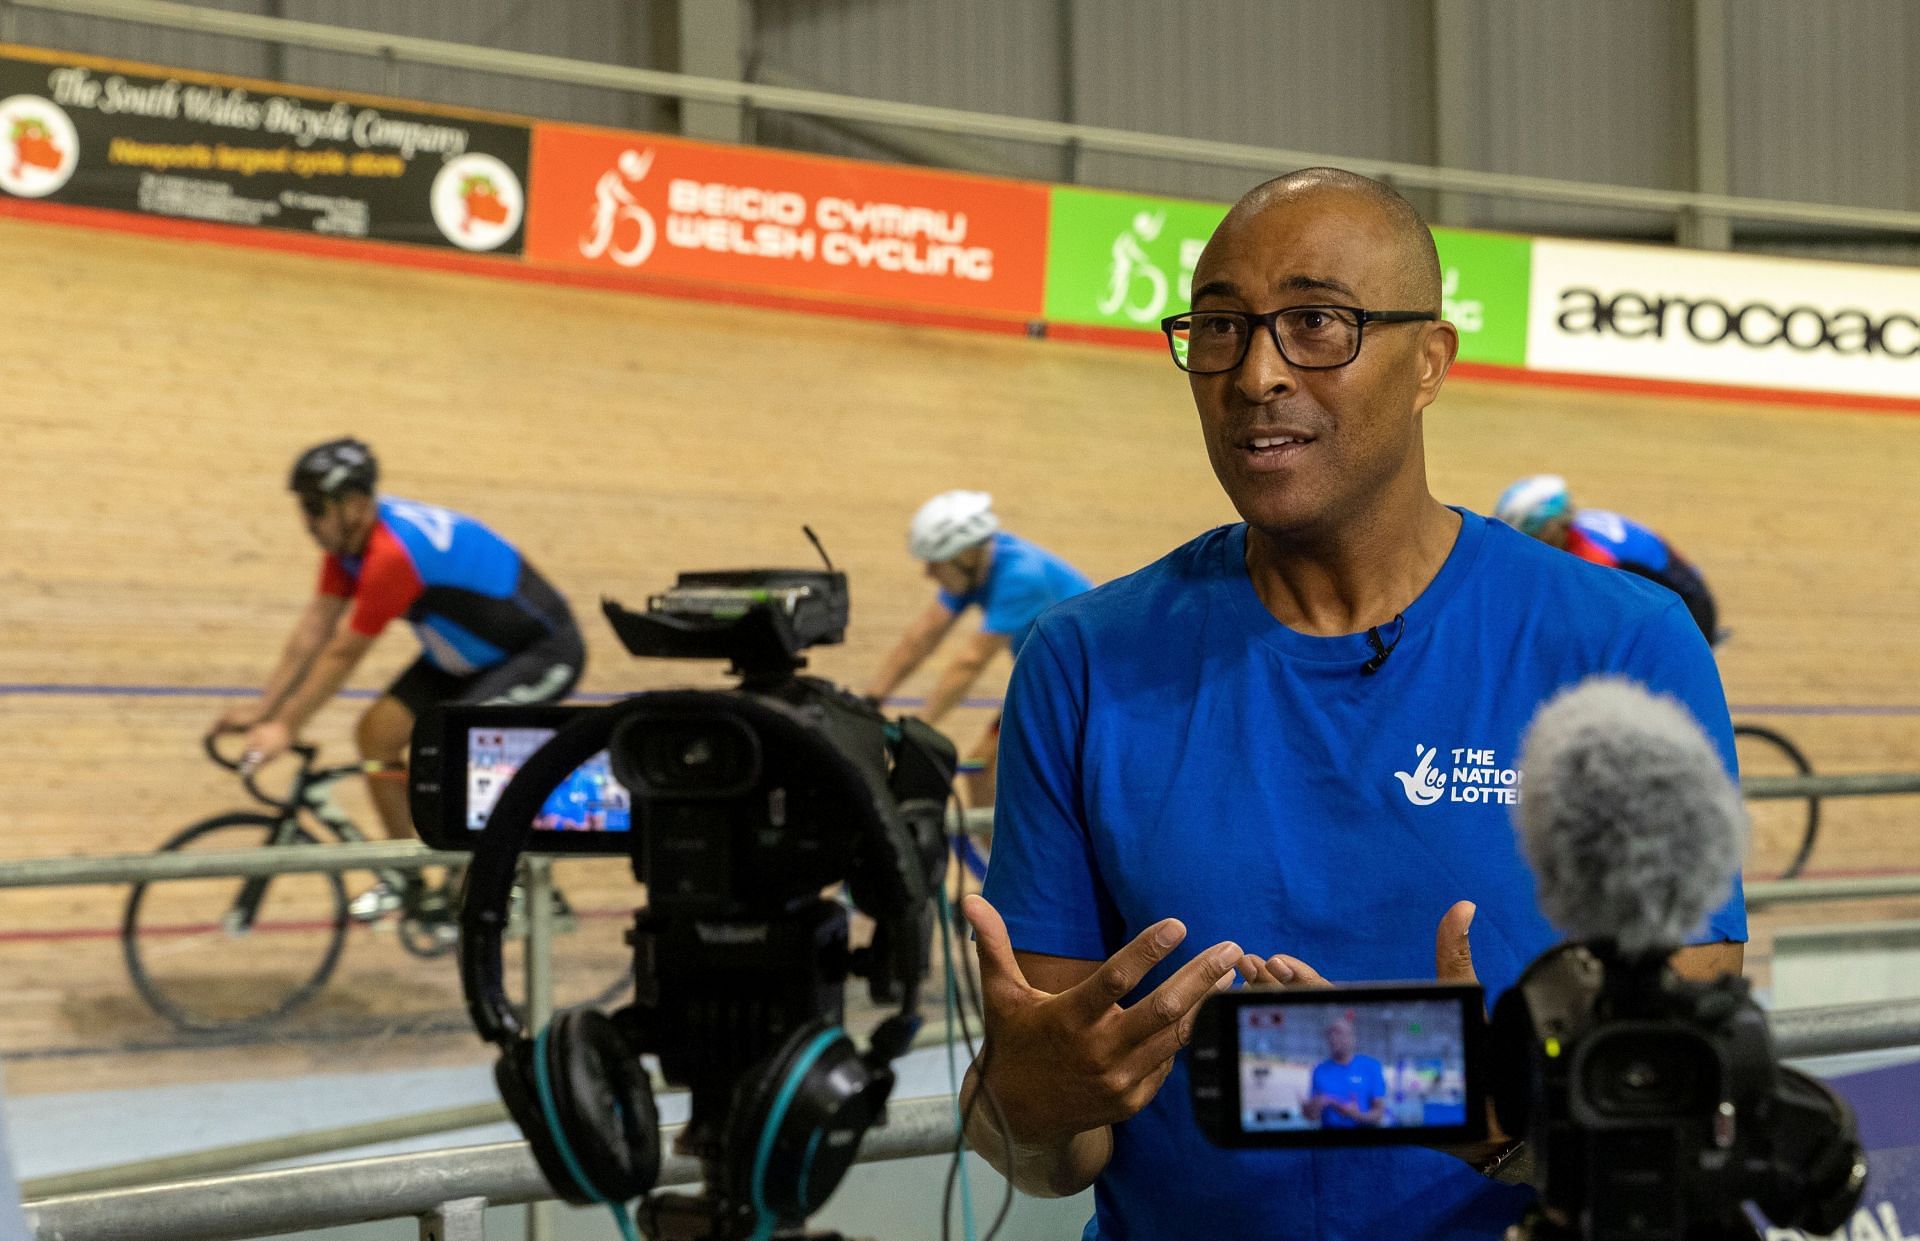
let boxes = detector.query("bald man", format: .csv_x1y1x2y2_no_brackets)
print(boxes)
959,169,1746,1237
1304,1017,1387,1129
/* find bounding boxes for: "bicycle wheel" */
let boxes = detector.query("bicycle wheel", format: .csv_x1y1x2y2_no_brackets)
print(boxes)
122,813,349,1031
1734,724,1822,881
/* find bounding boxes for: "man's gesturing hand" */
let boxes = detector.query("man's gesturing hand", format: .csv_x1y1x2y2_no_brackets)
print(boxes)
960,894,1242,1148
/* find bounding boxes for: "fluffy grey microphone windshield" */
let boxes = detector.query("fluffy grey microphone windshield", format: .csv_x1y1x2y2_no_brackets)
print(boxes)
1516,677,1747,956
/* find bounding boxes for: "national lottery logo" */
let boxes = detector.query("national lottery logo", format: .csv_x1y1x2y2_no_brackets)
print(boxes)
1394,743,1522,808
429,152,524,252
1393,744,1447,806
0,95,80,199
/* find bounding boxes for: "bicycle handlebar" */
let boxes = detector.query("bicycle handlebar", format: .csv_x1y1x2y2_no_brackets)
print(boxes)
202,731,246,772
206,732,320,808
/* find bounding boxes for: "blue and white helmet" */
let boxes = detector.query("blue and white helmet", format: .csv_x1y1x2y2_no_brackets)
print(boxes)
1495,475,1572,537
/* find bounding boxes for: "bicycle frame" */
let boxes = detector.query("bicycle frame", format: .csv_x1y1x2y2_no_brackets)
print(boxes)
205,736,383,929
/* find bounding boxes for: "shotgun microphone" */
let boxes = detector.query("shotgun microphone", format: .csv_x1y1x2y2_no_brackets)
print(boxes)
1515,676,1745,955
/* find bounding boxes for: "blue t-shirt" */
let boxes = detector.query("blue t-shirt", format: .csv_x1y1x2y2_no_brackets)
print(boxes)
982,509,1746,1241
1310,1055,1387,1129
938,531,1092,656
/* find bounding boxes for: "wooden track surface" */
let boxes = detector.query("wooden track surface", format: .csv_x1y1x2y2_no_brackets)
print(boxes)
2,213,1918,1096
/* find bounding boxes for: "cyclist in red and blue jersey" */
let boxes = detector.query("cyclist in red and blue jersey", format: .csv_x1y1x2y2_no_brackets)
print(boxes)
213,438,584,914
864,490,1092,805
1495,473,1720,644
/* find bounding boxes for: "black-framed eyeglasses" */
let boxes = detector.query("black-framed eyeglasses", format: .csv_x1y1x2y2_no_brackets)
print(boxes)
1160,305,1439,374
297,492,330,519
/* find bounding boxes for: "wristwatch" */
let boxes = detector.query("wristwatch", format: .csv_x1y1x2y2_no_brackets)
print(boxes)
1476,1138,1532,1185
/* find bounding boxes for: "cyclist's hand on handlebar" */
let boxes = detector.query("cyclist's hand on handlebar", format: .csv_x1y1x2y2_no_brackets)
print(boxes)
240,720,294,773
212,701,266,735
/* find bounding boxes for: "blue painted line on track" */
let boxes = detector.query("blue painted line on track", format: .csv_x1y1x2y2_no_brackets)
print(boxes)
6,683,1919,717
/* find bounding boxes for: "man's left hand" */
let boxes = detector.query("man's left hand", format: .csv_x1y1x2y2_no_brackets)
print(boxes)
1234,899,1479,988
240,720,293,772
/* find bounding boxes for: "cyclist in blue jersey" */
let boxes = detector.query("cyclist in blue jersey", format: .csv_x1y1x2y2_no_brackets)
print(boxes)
213,438,585,915
1495,474,1720,644
957,169,1744,1239
863,490,1092,805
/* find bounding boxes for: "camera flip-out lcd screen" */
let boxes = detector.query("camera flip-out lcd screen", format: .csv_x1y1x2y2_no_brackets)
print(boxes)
410,705,637,853
1191,983,1487,1148
465,727,631,833
1239,996,1469,1132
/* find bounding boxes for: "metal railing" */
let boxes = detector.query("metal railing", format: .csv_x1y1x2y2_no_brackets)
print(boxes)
3,781,1909,914
20,996,1920,1241
1743,773,1920,800
23,1094,963,1241
1742,770,1920,908
11,0,1920,240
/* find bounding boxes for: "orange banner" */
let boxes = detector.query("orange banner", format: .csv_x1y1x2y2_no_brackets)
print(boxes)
525,123,1049,318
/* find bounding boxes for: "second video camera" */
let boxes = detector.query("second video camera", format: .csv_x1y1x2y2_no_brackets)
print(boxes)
409,566,958,1240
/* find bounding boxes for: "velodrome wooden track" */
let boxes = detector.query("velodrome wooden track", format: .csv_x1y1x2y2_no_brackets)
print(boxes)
2,213,1918,1096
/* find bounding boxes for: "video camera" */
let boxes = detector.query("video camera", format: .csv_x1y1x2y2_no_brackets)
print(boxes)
408,562,957,1240
1189,680,1866,1240
1190,953,1863,1239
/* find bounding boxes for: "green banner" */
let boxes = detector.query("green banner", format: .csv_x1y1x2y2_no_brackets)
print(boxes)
1044,186,1531,367
1043,186,1225,331
1433,226,1531,367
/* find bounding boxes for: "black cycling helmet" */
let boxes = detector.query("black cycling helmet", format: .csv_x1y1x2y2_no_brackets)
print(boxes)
289,437,378,509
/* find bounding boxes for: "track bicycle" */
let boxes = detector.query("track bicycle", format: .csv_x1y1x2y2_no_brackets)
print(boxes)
120,736,626,1032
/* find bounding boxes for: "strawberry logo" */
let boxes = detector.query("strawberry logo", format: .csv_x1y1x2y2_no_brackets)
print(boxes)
460,172,508,231
431,154,524,251
0,97,80,198
10,117,63,177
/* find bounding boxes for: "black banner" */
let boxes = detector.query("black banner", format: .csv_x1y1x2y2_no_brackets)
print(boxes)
0,47,530,254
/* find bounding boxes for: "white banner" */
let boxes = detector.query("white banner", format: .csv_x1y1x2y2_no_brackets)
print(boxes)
1526,238,1920,400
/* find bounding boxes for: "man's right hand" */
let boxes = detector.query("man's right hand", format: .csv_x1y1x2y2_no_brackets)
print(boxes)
960,894,1242,1148
211,701,266,735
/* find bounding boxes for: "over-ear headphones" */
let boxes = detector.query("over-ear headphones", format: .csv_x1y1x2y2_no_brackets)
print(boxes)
718,1018,898,1226
457,688,943,1230
493,1006,661,1205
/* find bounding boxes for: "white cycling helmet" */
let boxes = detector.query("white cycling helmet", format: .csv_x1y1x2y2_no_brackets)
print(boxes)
908,490,998,562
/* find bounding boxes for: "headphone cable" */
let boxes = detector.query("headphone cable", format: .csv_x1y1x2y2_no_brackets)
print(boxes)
940,790,1016,1241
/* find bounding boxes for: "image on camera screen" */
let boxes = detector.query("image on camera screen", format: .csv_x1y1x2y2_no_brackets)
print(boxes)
1237,998,1470,1133
465,727,632,833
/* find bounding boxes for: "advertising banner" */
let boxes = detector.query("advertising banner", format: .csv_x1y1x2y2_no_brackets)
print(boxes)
524,123,1049,317
0,45,531,254
1766,1056,1920,1241
1042,185,1532,366
1527,238,1920,401
1042,186,1224,332
1435,226,1532,368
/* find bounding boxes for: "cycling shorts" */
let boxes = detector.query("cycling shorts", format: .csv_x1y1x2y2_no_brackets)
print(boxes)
385,623,586,717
